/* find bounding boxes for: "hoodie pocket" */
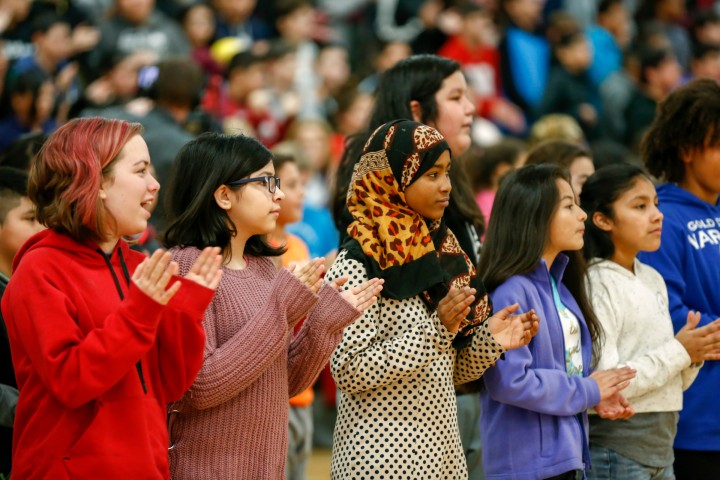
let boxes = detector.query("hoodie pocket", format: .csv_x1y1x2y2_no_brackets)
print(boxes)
63,397,166,479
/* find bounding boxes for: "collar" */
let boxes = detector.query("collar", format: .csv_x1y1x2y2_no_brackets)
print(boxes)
527,253,570,285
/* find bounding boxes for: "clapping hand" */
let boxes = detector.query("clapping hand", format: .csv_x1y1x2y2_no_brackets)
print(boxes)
437,287,476,333
487,304,540,350
288,258,325,293
329,277,384,312
184,247,223,291
595,393,634,420
133,248,224,305
675,311,720,363
132,250,181,305
590,366,637,400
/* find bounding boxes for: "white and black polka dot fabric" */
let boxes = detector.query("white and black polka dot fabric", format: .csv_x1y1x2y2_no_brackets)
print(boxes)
327,250,504,479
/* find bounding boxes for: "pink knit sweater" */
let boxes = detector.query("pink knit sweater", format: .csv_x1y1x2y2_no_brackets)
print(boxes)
168,248,361,479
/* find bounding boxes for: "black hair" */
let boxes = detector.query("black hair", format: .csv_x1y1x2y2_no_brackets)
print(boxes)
642,78,720,183
275,0,313,19
31,12,68,36
0,69,50,122
634,0,661,24
0,132,47,171
162,133,285,259
692,42,720,61
226,50,265,77
580,163,651,260
0,166,30,223
333,54,463,224
637,46,674,84
465,139,525,192
478,164,603,359
693,9,720,33
598,0,623,15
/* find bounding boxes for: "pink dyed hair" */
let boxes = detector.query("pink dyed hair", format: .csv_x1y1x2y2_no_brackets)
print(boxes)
29,117,143,243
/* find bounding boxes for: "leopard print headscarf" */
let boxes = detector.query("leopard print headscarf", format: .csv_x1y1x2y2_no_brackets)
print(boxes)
343,119,492,349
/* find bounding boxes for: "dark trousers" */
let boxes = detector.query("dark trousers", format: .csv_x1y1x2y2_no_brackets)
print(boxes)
545,471,580,480
674,448,720,480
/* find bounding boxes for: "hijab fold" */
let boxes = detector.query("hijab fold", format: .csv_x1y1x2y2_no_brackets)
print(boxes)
342,119,492,349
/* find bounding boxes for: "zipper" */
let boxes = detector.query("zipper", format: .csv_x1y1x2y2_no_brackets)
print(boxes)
549,270,590,474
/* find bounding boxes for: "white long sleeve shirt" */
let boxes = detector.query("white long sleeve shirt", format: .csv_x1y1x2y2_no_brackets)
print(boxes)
587,258,700,413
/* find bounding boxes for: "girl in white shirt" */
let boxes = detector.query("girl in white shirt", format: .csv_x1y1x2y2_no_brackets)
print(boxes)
580,163,720,480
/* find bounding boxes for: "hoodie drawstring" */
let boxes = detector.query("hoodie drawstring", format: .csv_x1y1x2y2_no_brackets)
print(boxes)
98,247,149,395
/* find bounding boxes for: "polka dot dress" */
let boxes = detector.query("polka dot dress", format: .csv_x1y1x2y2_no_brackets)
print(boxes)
327,250,503,480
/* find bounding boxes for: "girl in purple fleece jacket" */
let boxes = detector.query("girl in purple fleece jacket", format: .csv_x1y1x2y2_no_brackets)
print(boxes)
476,164,636,480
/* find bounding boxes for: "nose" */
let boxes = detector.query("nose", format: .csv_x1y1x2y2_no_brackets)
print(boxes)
148,172,160,192
651,204,664,223
440,173,452,193
274,187,286,202
578,206,588,222
462,95,474,115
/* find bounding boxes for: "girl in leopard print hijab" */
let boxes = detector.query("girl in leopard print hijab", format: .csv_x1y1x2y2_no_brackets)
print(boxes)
342,119,490,348
326,119,539,480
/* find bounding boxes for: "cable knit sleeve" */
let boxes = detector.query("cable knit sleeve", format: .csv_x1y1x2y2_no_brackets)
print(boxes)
170,251,319,411
287,284,361,397
153,276,215,404
328,251,457,395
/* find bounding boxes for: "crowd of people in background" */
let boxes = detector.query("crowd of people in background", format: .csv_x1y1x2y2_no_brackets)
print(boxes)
1,0,720,479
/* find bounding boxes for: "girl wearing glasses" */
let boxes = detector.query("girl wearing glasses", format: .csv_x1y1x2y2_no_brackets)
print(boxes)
1,117,223,478
161,132,384,480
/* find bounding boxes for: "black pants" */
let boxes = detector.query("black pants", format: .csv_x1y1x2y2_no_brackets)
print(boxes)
545,471,579,480
674,448,720,480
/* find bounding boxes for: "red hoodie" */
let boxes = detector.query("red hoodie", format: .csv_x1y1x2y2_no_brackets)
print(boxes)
1,230,214,479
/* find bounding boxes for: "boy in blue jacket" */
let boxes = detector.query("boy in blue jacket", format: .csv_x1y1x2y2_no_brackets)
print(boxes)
638,78,720,479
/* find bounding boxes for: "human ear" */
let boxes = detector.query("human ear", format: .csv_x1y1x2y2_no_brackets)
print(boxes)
592,211,613,232
409,100,423,122
213,185,232,210
679,146,694,165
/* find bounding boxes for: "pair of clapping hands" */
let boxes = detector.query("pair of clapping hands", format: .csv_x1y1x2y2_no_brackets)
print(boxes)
435,288,640,420
288,258,383,313
132,251,385,314
436,286,540,351
596,310,720,421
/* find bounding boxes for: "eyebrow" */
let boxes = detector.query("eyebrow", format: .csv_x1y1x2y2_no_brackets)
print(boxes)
133,159,150,167
630,194,655,201
560,195,575,202
257,170,274,176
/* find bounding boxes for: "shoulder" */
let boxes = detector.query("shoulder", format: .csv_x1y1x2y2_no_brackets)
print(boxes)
169,247,201,275
635,261,666,289
491,274,535,304
327,250,368,285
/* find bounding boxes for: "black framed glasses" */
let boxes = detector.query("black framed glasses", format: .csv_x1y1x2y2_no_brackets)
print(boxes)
227,175,281,194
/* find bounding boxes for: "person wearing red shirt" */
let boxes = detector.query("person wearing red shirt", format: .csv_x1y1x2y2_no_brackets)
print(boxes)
0,117,222,479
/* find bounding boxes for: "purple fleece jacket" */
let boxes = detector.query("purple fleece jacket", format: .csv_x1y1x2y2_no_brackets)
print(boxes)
480,255,601,480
